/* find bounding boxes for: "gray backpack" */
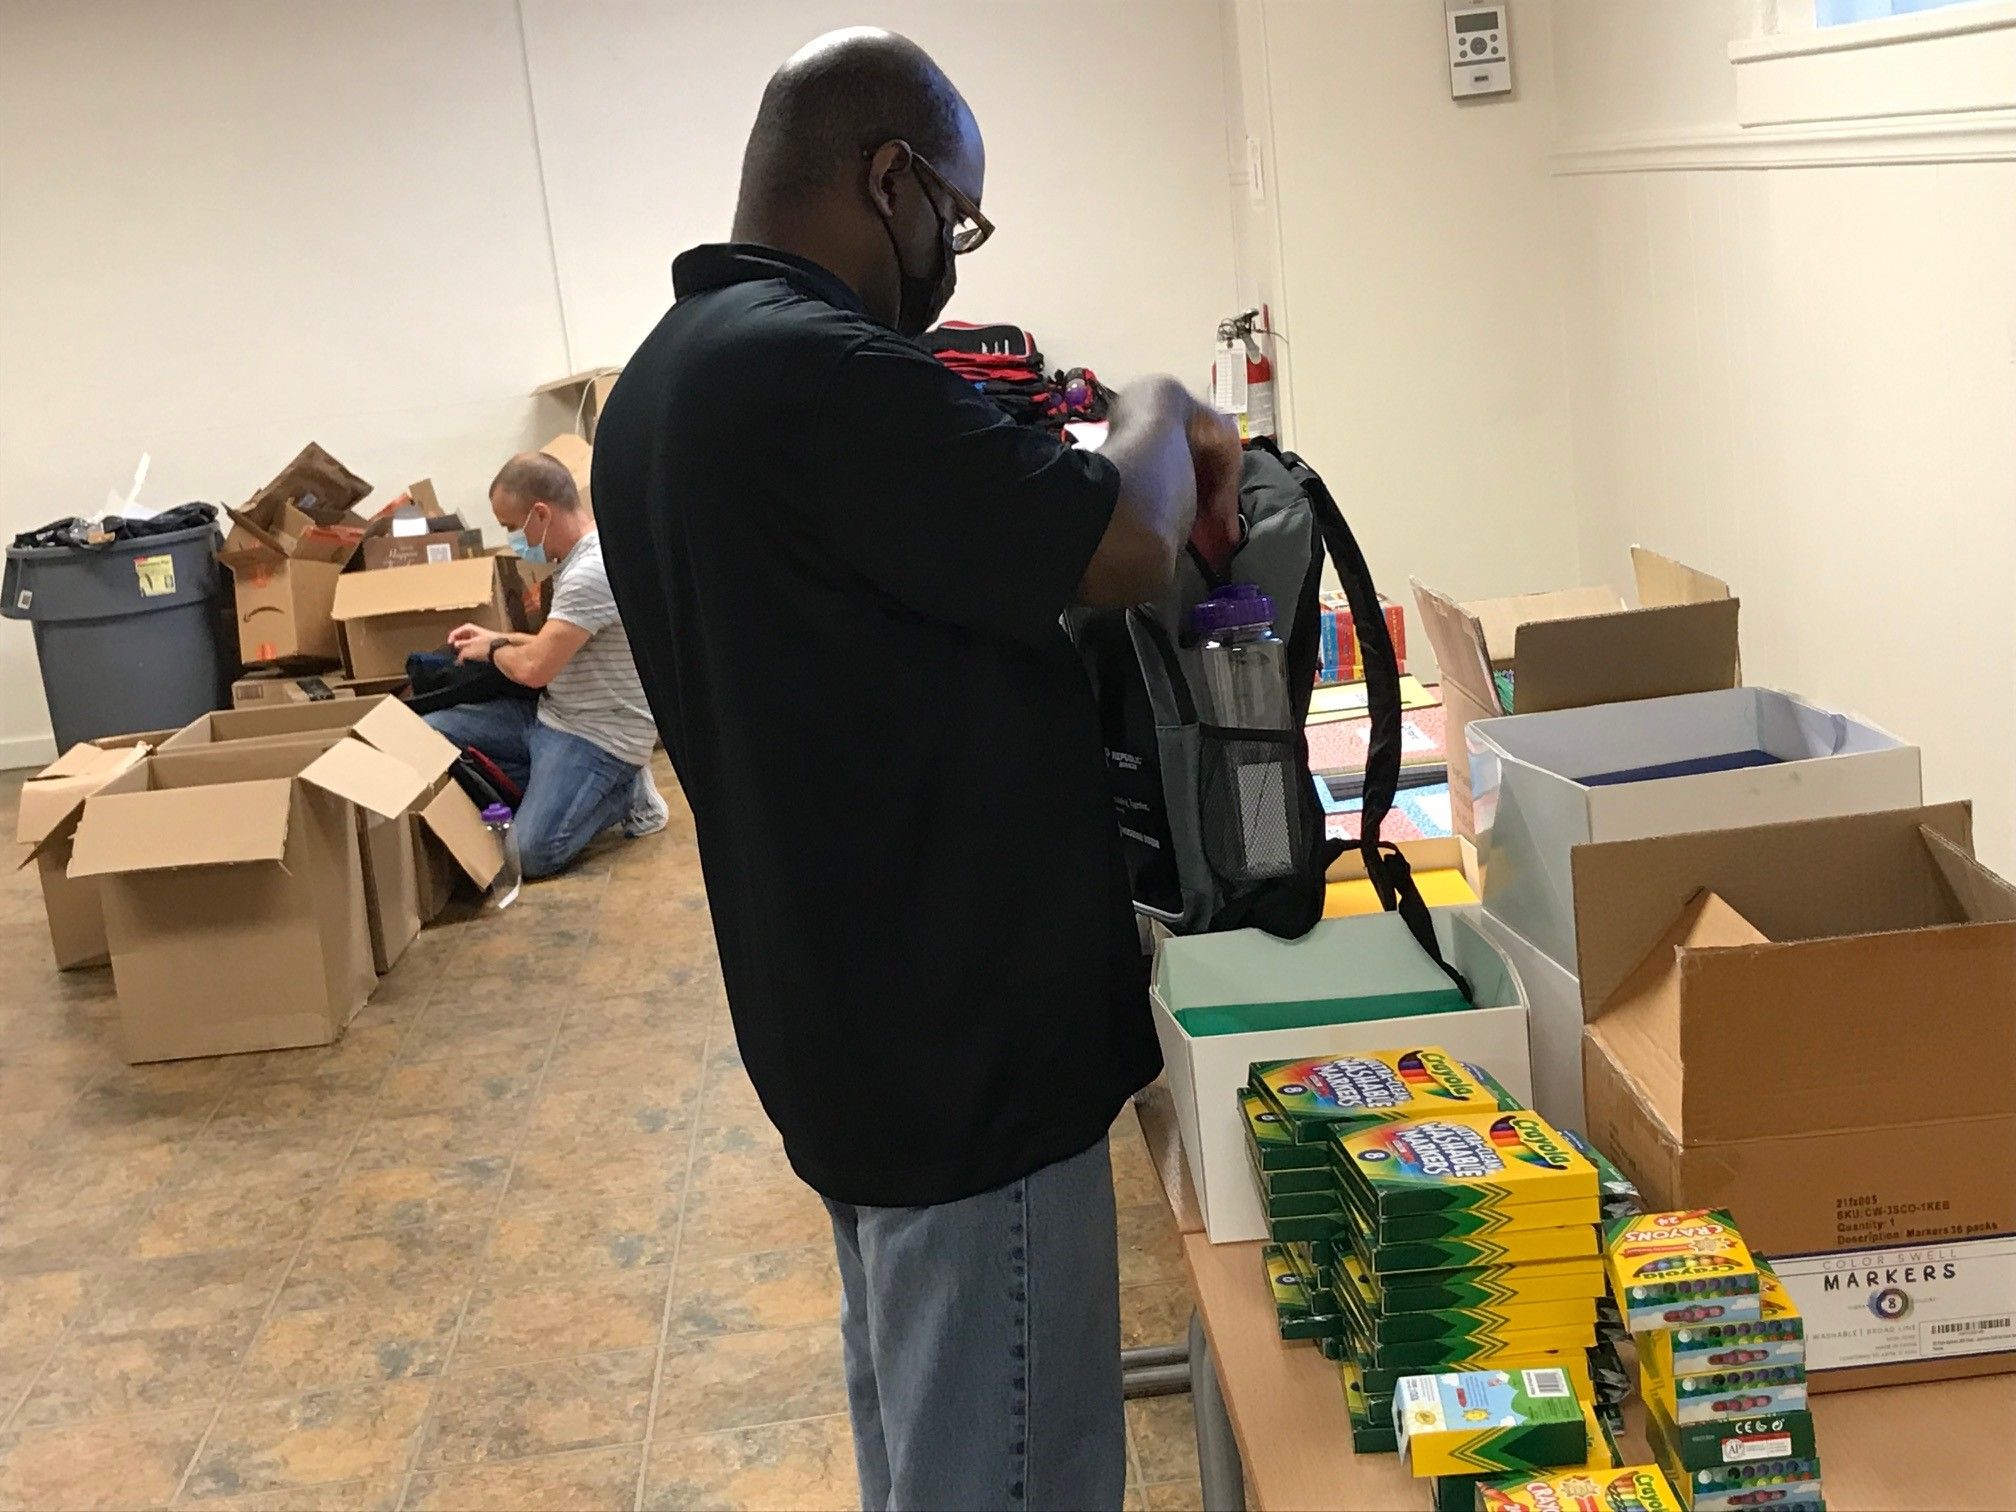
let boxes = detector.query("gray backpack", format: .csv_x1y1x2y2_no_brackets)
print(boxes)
1067,440,1467,992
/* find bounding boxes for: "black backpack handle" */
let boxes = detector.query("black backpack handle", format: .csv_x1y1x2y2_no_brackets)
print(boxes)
1247,437,1473,1001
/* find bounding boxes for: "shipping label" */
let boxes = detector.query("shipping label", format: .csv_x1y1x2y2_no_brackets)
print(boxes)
1768,1233,2016,1370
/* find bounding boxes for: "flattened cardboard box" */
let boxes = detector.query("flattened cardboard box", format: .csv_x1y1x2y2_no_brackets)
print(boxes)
65,740,421,1061
1573,802,2016,1392
330,555,541,681
165,697,501,965
1412,548,1739,838
231,671,407,709
13,734,157,969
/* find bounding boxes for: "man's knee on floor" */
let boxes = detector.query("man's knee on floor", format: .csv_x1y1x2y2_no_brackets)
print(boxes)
517,831,577,880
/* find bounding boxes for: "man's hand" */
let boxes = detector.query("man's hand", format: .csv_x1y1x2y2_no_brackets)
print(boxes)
1186,408,1243,573
446,622,490,651
456,635,499,665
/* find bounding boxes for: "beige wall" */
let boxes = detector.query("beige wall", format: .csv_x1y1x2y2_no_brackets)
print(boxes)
0,0,1238,766
1244,0,1579,636
1550,0,2016,869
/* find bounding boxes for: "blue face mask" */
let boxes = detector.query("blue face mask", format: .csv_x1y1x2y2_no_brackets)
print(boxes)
506,508,548,565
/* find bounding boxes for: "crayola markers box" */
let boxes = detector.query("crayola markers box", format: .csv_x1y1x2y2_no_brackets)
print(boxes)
1339,1255,1598,1347
1249,1048,1505,1143
1335,1182,1601,1246
1605,1210,1761,1333
1346,1219,1602,1279
1354,1343,1595,1402
1642,1394,1818,1473
1433,1405,1617,1512
1394,1366,1589,1477
1477,1466,1682,1512
1264,1243,1341,1341
1642,1262,1805,1379
1340,1361,1399,1454
1336,1111,1599,1223
1239,1088,1330,1171
1361,1254,1608,1313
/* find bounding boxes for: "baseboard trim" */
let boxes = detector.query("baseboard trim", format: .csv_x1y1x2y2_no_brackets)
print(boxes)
0,732,59,774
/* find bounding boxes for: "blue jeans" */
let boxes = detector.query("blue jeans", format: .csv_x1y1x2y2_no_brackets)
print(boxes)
422,698,637,878
824,1140,1125,1512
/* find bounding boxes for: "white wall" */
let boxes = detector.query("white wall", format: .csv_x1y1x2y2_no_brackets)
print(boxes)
0,0,1238,767
1549,0,2016,870
1244,0,1580,638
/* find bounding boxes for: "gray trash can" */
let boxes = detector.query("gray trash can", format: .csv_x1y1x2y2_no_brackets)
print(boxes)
3,523,231,749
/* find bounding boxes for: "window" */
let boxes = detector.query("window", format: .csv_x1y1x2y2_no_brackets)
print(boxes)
1817,0,1988,23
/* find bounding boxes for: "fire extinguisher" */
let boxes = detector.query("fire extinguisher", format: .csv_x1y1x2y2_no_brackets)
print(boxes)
1210,307,1277,442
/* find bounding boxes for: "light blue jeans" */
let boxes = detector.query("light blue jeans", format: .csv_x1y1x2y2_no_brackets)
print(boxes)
421,698,637,878
824,1139,1125,1512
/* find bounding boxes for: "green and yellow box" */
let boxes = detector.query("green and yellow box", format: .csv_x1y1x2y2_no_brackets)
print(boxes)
1334,1180,1600,1245
1477,1465,1682,1512
1360,1254,1608,1312
1263,1242,1341,1342
1352,1343,1594,1402
1605,1210,1761,1334
1338,1255,1597,1348
1249,1048,1506,1144
1433,1404,1616,1512
1642,1394,1819,1474
1395,1365,1589,1477
1642,1354,1807,1427
1346,1221,1602,1279
1239,1087,1331,1171
1340,1361,1399,1454
1642,1262,1804,1378
1665,1454,1824,1512
1335,1111,1600,1224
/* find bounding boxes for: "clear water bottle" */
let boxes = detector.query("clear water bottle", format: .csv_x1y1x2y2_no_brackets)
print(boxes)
482,803,521,911
1190,583,1296,880
1192,583,1291,729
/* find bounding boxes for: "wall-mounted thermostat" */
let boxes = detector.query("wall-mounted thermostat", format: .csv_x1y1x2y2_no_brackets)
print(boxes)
1447,5,1511,98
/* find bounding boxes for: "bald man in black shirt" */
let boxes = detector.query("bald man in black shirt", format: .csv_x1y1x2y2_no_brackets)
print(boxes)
595,27,1239,1511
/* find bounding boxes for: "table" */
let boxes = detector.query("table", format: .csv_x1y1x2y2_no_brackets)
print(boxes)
1136,1087,2016,1512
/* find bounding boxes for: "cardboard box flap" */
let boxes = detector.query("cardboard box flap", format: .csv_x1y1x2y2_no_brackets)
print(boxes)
1926,826,2016,923
298,739,430,821
532,366,621,397
350,699,459,782
540,433,592,496
1630,547,1731,608
218,504,295,562
1469,585,1621,662
331,557,501,621
1512,599,1741,717
245,442,370,525
1411,580,1499,711
69,780,294,877
17,742,150,841
1571,801,1976,1018
419,783,504,887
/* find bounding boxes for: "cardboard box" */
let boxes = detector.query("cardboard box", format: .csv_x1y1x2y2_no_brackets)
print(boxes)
64,739,421,1060
1413,549,1739,838
359,527,484,572
1151,909,1533,1243
227,557,344,665
164,698,502,969
218,444,374,667
1472,686,1921,971
540,432,593,510
533,366,620,443
231,671,408,708
329,555,538,680
13,736,156,969
1574,802,2016,1391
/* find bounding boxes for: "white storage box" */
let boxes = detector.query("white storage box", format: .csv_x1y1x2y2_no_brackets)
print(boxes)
1151,909,1532,1243
1471,687,1921,971
1473,910,1584,1132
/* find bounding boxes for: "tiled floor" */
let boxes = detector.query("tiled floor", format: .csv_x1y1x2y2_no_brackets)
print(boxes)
0,758,1202,1511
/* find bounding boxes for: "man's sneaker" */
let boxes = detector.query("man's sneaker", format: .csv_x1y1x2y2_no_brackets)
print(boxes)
624,768,670,838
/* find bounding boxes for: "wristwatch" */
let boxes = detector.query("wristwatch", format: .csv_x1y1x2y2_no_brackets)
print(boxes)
489,636,513,661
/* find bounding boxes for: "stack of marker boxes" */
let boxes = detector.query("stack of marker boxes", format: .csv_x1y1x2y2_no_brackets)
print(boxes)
1238,1048,1641,1487
1606,1211,1825,1512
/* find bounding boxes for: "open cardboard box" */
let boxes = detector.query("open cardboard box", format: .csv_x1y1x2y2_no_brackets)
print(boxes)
330,554,542,680
218,443,374,667
1151,909,1532,1243
65,739,420,1060
165,697,502,959
1412,549,1739,838
1471,686,1922,970
533,366,621,443
13,733,161,969
1574,802,2016,1392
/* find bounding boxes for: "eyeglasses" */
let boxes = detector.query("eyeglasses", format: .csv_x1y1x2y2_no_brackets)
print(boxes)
867,143,994,255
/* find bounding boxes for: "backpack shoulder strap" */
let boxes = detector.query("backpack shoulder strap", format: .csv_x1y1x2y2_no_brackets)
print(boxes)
1256,439,1474,1000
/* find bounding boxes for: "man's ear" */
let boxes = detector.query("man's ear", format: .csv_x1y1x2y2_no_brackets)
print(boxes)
865,141,910,217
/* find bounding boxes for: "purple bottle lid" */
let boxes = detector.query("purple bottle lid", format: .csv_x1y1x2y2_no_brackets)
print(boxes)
481,804,513,823
1188,581,1276,636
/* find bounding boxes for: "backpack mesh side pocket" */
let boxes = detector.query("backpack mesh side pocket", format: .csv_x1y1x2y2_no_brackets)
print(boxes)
1197,724,1311,887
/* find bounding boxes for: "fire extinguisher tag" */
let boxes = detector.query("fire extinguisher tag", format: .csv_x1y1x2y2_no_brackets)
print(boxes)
1212,336,1248,415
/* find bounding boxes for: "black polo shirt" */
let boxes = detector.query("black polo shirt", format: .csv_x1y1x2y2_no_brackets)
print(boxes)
593,244,1160,1208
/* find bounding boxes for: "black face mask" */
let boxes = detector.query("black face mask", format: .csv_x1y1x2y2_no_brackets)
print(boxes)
876,165,957,338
